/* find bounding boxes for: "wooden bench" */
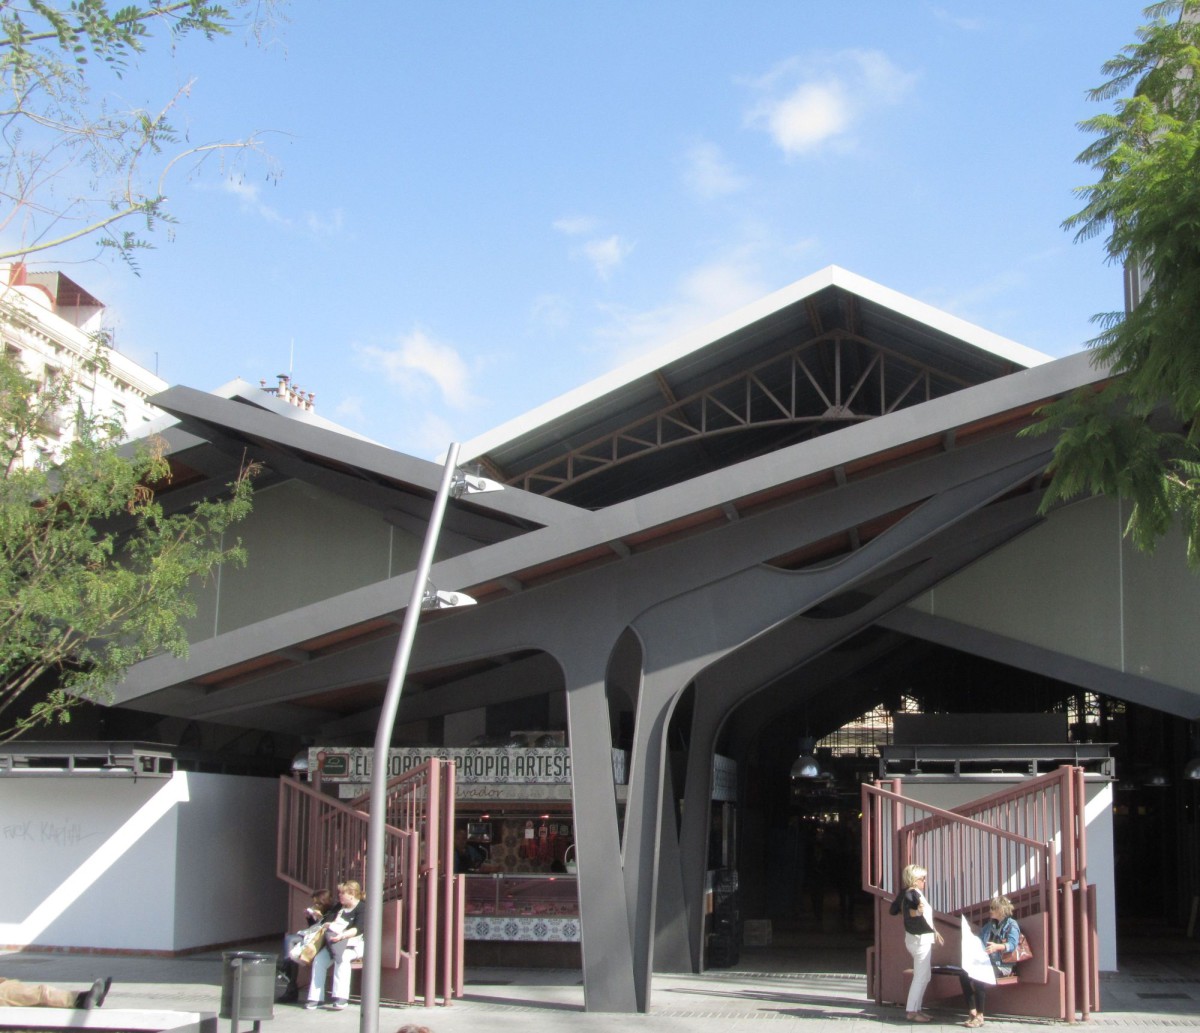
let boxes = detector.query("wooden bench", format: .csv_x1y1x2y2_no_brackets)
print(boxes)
929,965,1019,988
922,913,1063,1020
298,898,404,996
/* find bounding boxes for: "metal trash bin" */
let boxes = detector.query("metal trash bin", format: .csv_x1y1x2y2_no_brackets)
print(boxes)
220,950,276,1026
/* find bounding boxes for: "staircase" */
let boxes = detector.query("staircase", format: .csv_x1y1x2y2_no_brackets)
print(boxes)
276,757,464,1006
862,765,1099,1022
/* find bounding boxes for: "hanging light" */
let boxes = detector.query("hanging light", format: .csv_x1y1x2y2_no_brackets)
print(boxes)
1144,767,1171,788
790,736,820,780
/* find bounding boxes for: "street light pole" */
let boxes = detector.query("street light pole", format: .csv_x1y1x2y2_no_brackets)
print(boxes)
359,443,462,1033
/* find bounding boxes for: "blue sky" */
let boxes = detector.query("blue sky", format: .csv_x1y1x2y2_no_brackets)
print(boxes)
16,2,1151,458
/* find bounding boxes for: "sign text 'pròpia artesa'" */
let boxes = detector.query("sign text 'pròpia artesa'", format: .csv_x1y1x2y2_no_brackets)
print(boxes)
310,746,572,785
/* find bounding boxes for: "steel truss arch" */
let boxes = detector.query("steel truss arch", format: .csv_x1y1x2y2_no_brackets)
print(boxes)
510,331,976,497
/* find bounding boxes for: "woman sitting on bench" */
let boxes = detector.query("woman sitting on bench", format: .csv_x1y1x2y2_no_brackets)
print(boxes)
959,894,1021,1028
306,880,365,1012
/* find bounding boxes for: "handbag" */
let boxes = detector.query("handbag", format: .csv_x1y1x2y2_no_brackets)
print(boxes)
297,922,327,964
1001,932,1033,965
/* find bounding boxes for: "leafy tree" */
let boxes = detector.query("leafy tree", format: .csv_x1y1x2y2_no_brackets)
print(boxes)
0,346,256,741
0,1,281,266
1031,1,1200,564
0,3,274,738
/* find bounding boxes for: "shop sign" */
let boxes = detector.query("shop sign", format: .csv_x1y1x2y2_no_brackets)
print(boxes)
336,780,575,802
312,746,571,785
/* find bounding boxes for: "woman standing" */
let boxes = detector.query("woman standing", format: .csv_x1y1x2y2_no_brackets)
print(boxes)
893,863,944,1022
306,880,366,1011
958,894,1021,1028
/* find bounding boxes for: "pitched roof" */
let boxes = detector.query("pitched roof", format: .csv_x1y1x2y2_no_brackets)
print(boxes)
462,266,1053,507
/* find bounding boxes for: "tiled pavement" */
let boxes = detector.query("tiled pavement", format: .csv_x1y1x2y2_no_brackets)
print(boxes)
1,936,1197,1032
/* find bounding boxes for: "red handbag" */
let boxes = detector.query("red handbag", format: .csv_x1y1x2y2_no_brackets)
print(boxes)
1001,933,1033,964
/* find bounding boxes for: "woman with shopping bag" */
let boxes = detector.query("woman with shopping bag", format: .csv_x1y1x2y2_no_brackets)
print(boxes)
305,880,366,1011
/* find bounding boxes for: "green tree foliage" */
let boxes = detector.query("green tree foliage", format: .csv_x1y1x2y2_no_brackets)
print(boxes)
1031,1,1200,564
0,348,256,741
0,1,280,266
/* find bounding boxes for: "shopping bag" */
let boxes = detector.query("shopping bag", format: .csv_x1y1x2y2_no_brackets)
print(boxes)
297,923,327,964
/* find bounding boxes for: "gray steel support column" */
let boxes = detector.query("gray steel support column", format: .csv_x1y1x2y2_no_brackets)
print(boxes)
622,657,705,1009
679,681,723,970
620,449,1053,1007
653,757,692,973
678,629,912,968
560,646,639,1013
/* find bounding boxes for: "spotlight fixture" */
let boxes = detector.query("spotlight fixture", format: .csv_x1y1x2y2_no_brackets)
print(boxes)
790,736,820,780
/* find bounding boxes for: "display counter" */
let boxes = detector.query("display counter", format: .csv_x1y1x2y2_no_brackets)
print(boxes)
463,873,579,942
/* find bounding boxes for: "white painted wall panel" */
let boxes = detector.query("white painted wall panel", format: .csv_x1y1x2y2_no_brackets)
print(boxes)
0,775,180,950
0,772,283,953
172,773,285,950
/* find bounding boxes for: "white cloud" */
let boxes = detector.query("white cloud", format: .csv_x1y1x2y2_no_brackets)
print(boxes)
530,293,571,333
593,257,768,366
745,49,918,157
553,215,598,236
333,394,366,424
554,215,634,279
221,176,289,225
305,209,344,236
927,4,986,31
930,268,1027,315
407,411,459,461
582,234,633,280
684,141,748,200
356,328,477,410
763,82,850,155
216,177,344,239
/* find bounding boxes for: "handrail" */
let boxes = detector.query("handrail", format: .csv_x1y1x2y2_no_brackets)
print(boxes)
863,782,1053,918
276,775,410,896
862,764,1096,1021
278,758,463,1007
349,758,443,903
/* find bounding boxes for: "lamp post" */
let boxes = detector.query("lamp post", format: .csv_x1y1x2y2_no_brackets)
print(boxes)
358,443,500,1033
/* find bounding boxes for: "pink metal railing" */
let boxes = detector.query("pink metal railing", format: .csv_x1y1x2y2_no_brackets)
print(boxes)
277,776,410,894
861,765,1098,1022
277,757,464,1007
863,784,1054,922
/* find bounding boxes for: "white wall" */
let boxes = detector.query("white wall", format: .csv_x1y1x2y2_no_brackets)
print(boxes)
172,773,285,950
0,771,283,952
897,777,1117,971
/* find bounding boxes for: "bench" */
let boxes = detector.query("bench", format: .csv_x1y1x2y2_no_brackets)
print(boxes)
0,1008,215,1032
296,898,404,993
875,909,1065,1021
928,964,1019,988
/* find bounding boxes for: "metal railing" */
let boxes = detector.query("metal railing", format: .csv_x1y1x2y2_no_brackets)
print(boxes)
862,765,1097,1022
277,757,463,1007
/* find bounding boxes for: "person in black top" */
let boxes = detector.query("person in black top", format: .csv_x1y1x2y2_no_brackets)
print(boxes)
279,888,336,1003
889,863,944,1022
306,880,365,1011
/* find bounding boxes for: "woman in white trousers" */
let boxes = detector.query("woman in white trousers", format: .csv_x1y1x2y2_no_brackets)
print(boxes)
306,880,366,1011
898,864,943,1022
